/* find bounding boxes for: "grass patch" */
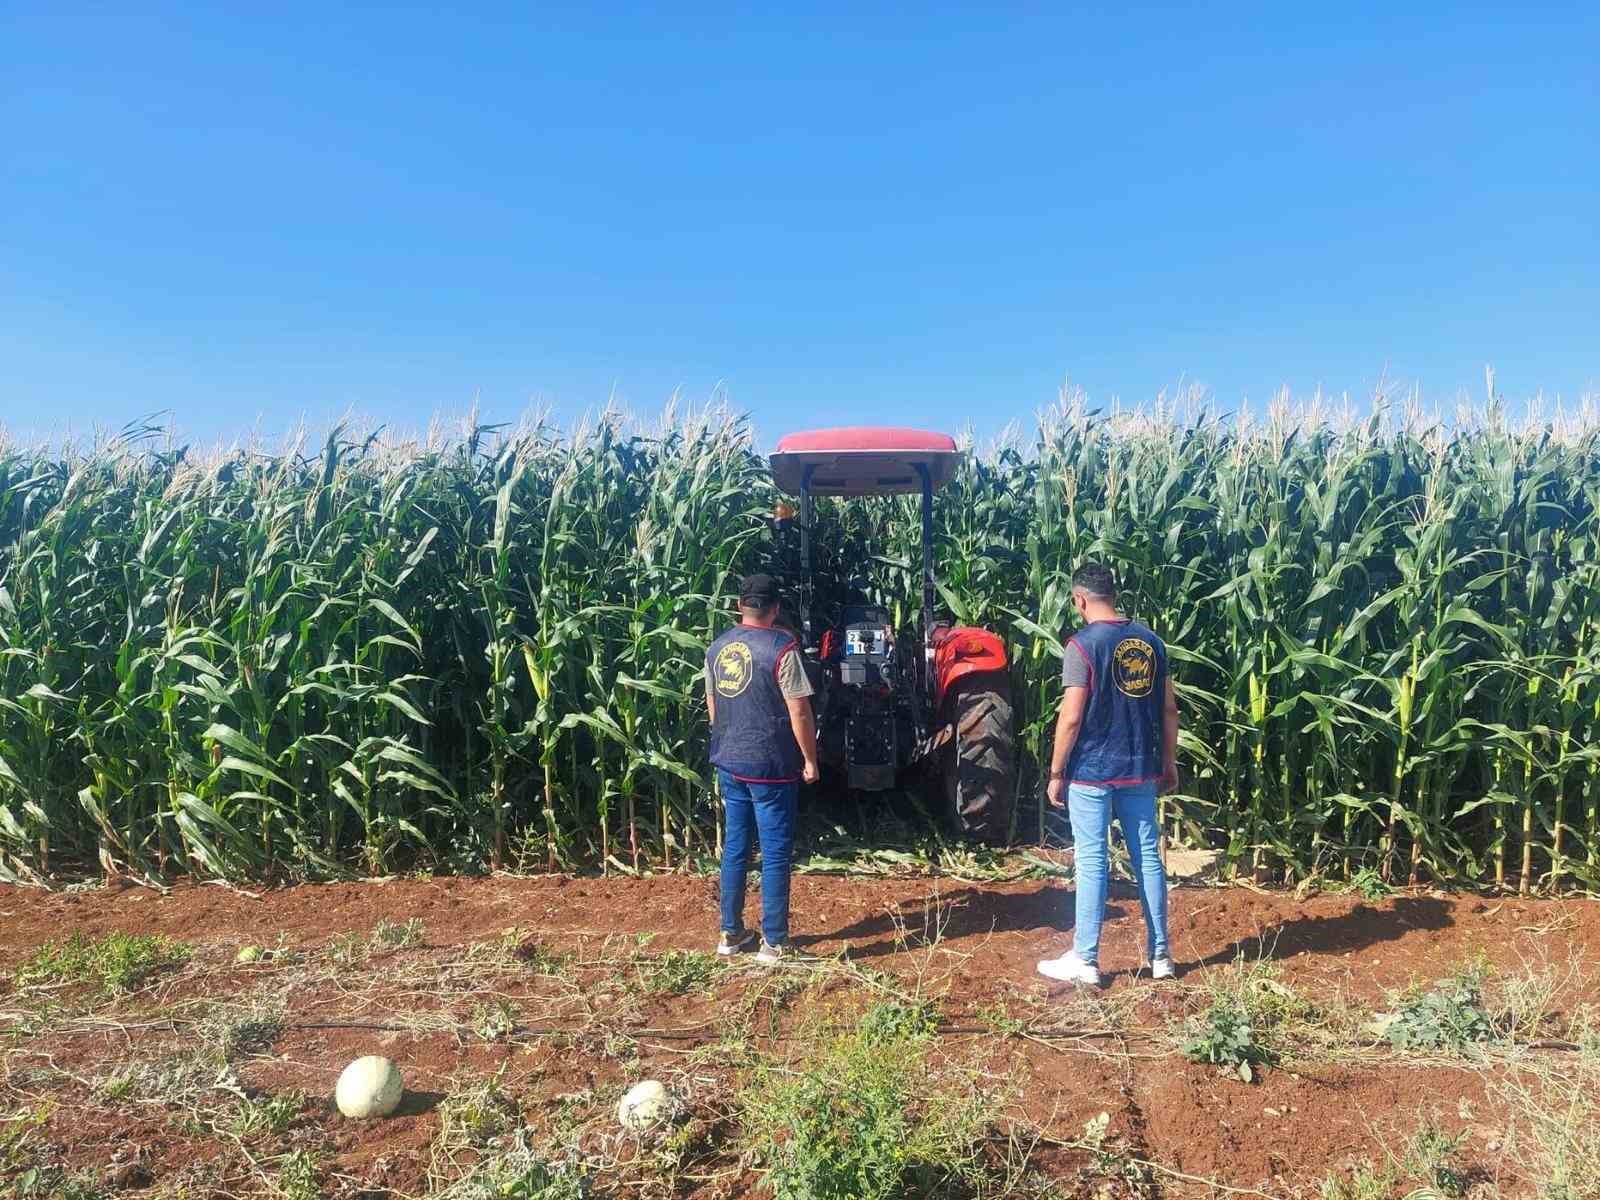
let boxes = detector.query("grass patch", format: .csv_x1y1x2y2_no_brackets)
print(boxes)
1493,1046,1600,1200
227,1091,305,1139
1071,1111,1156,1197
741,1004,995,1200
1318,1159,1391,1200
438,1070,520,1152
1401,1122,1470,1199
466,928,571,975
276,1149,320,1200
16,932,189,995
432,1128,585,1200
636,949,719,996
471,999,520,1042
371,917,426,952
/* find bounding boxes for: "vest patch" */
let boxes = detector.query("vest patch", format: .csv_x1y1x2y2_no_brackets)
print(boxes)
713,641,754,698
1112,637,1156,698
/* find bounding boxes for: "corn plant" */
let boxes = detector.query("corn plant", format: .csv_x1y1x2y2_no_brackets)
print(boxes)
0,394,1596,888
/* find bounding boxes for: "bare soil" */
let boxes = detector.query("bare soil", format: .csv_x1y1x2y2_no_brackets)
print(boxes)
1,871,1596,1198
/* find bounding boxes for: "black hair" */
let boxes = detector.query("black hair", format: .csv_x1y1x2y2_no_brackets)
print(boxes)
1071,562,1118,602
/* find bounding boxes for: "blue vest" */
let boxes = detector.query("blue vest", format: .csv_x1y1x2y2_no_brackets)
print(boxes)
1066,619,1166,784
707,625,804,783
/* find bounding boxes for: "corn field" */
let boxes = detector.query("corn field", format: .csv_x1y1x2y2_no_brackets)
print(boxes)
1,394,1597,890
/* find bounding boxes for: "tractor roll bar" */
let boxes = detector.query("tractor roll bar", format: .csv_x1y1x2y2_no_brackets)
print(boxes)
799,464,815,643
916,463,935,698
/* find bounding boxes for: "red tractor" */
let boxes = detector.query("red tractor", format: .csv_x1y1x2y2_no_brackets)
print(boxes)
770,428,1016,844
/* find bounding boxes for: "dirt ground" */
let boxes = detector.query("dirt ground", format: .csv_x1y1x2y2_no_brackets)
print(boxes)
1,869,1596,1199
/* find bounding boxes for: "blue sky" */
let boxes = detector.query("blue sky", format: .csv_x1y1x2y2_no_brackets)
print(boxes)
3,4,1597,446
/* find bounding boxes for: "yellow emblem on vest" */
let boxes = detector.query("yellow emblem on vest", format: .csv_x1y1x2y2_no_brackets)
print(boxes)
1112,637,1156,698
714,641,754,698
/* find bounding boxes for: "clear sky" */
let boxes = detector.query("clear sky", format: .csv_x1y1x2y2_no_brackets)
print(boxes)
3,4,1597,446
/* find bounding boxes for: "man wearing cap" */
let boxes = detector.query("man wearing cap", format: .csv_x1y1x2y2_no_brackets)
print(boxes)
1036,562,1179,987
706,574,820,962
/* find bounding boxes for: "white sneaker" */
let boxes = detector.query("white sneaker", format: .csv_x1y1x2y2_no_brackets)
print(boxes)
717,929,757,957
755,939,792,964
1149,957,1175,980
1036,952,1101,986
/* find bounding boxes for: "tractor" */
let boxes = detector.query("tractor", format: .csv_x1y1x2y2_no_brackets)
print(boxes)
769,427,1016,844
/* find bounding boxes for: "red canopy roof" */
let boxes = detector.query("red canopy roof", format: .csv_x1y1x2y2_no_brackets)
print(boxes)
774,427,958,456
770,427,962,496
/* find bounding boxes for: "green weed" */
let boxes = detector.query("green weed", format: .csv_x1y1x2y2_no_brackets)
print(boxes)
1402,1122,1470,1199
1385,965,1494,1054
16,932,189,995
471,999,519,1042
1319,1159,1390,1200
637,950,718,996
432,1129,585,1200
371,918,425,952
1345,867,1392,900
1073,1111,1155,1196
276,1149,320,1200
228,1091,304,1138
976,1000,1028,1037
438,1070,519,1150
857,998,940,1043
0,1106,49,1173
1178,958,1312,1079
327,931,363,964
741,1015,992,1200
1181,1000,1272,1082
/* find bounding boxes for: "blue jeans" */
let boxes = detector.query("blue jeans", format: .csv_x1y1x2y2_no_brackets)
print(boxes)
1069,780,1170,967
718,770,798,946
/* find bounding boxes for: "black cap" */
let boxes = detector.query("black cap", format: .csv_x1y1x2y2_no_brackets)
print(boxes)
739,573,781,608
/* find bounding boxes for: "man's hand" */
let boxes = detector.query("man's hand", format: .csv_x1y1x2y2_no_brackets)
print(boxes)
802,758,820,784
1046,775,1066,809
1160,762,1179,794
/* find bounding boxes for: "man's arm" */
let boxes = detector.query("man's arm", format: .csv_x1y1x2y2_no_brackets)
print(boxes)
705,666,715,724
1046,687,1088,808
1159,676,1180,793
785,695,820,783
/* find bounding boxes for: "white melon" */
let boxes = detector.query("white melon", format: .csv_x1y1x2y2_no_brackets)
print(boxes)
335,1055,404,1119
616,1079,670,1130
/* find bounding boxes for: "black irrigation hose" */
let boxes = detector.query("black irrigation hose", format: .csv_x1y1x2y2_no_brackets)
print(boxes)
16,1017,1587,1053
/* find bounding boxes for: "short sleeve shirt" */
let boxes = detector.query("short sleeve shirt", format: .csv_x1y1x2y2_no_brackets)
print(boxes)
1061,647,1091,689
706,639,814,701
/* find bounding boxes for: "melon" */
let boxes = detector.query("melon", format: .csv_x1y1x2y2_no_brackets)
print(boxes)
616,1079,670,1130
335,1055,404,1119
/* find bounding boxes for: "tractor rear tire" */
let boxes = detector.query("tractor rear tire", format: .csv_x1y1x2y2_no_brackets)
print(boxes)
941,671,1014,845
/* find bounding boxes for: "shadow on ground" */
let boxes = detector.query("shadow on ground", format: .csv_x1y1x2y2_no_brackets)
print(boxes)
797,883,1127,960
1189,896,1456,971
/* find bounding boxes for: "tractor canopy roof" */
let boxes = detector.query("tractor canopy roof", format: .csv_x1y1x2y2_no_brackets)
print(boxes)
770,427,962,497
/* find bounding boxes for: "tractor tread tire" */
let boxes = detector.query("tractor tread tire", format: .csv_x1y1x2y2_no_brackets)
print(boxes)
943,672,1014,845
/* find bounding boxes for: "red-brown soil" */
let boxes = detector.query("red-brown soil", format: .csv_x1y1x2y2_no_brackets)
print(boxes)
1,872,1596,1198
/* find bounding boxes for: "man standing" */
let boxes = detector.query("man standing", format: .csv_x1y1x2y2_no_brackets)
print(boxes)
1037,563,1180,986
706,574,820,962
